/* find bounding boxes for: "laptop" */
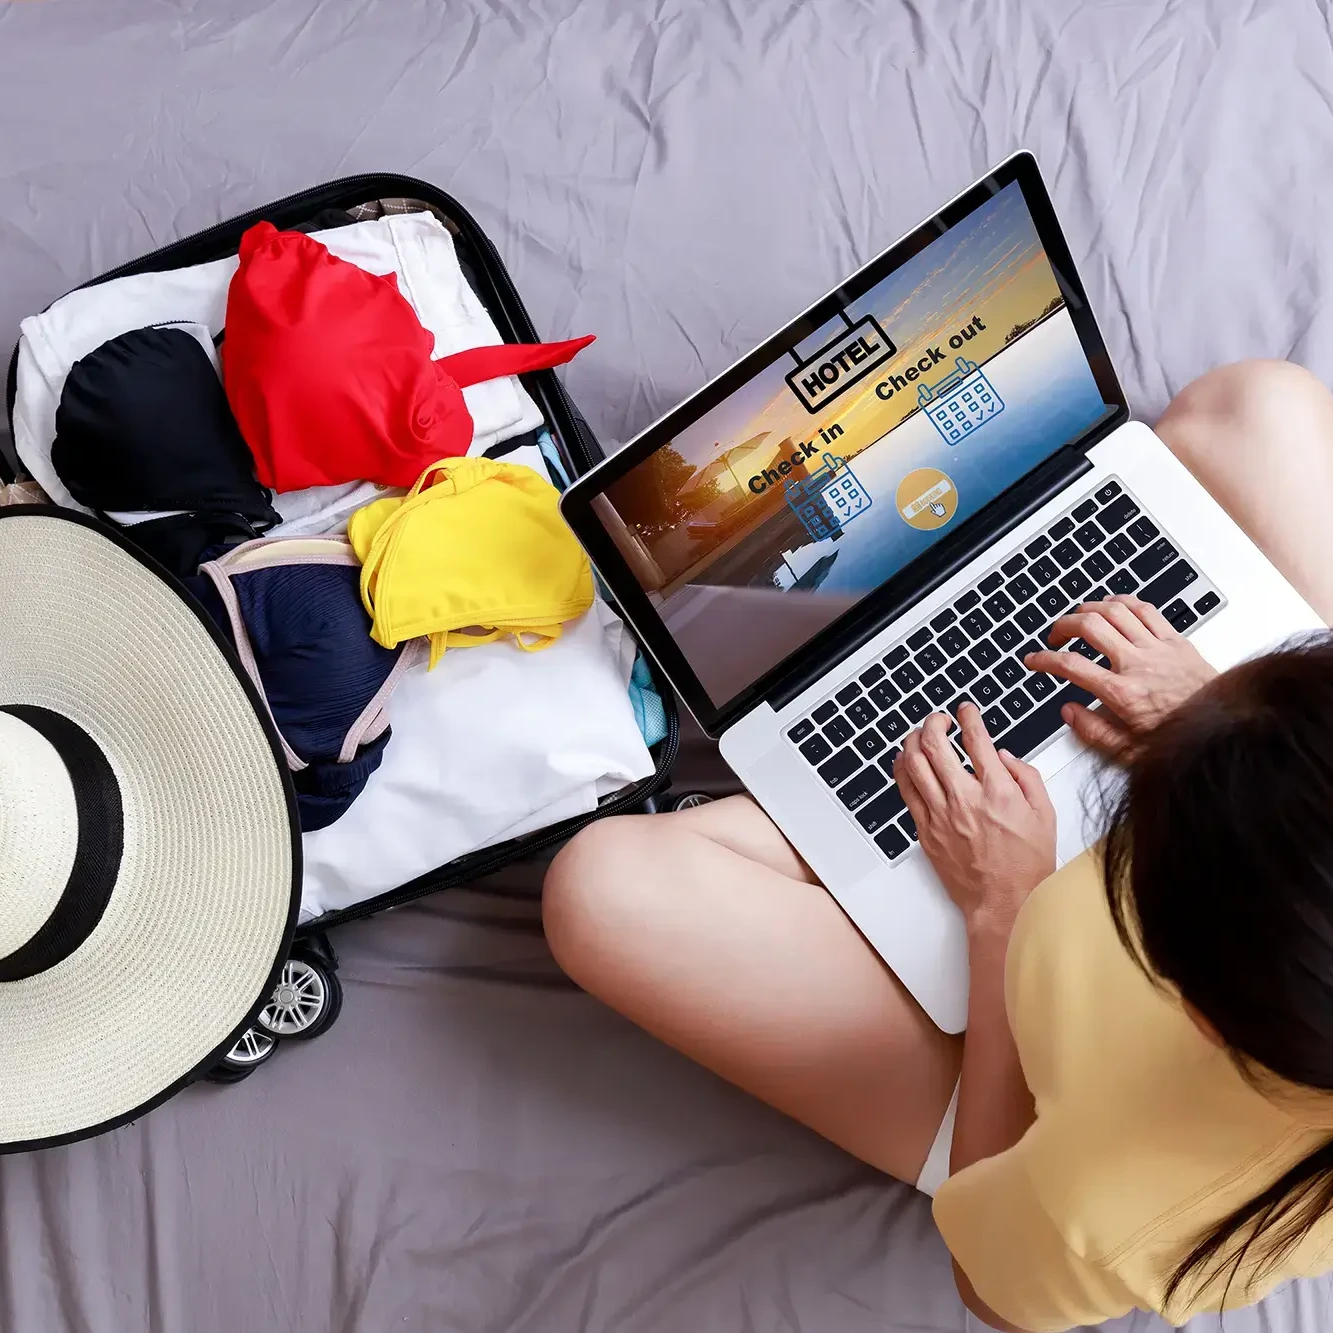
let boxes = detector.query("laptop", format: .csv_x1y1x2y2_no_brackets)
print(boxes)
559,152,1322,1033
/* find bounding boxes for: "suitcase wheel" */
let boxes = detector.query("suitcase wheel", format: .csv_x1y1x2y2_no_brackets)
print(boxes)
254,952,343,1042
205,1026,277,1084
663,791,715,813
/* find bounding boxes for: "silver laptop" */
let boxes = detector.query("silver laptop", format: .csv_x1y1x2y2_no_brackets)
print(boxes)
559,152,1321,1033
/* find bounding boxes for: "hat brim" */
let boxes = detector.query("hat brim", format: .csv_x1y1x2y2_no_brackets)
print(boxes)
0,507,300,1152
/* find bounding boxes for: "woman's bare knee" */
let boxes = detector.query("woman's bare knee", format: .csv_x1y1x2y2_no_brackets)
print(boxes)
1160,359,1333,464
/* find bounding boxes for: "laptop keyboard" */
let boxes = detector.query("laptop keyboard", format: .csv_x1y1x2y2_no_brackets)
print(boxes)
783,478,1225,863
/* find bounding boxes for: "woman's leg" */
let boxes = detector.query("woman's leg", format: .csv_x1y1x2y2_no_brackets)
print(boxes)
543,795,962,1186
1156,359,1333,623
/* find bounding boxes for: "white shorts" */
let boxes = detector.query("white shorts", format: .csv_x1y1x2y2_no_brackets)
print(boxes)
915,1082,959,1197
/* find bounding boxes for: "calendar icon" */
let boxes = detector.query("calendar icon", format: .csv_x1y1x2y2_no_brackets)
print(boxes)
917,356,1004,445
784,452,872,541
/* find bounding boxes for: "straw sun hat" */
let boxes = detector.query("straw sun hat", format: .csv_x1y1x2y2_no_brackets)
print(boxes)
0,506,299,1152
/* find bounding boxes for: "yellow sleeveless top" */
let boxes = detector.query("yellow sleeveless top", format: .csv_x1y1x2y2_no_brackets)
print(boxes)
933,850,1333,1329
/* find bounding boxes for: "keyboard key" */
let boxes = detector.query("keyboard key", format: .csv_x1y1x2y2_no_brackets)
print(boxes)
1030,555,1060,586
854,729,887,760
946,656,979,687
999,680,1095,759
994,658,1024,688
812,700,838,724
1024,534,1052,558
1106,568,1137,595
972,673,1002,704
1104,534,1136,564
891,662,924,691
1083,550,1114,581
817,747,861,786
982,591,1015,620
799,733,832,764
1069,638,1099,661
906,626,933,651
1086,585,1109,602
1139,559,1197,609
1036,587,1068,618
916,643,947,674
923,675,953,706
1095,480,1122,504
878,710,908,742
1131,538,1178,582
1052,539,1082,569
978,571,1005,595
883,745,902,770
788,719,815,743
969,638,1000,668
961,609,993,639
856,784,906,834
899,810,918,841
1001,553,1028,577
1026,672,1057,700
835,682,862,706
847,698,878,729
1060,568,1092,599
859,662,886,687
1162,599,1199,633
1005,571,1038,603
1194,590,1221,616
901,693,931,723
1002,688,1034,720
1127,516,1160,546
938,626,970,657
981,706,1010,736
823,716,855,746
1073,522,1104,552
868,679,902,711
883,645,909,669
1049,517,1076,540
875,823,911,860
1017,639,1043,662
1072,498,1098,522
954,589,981,613
1015,604,1045,633
930,608,958,632
837,764,887,811
992,621,1023,652
946,694,974,718
1097,493,1140,533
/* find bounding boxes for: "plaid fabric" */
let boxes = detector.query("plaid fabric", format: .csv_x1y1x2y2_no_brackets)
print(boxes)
347,198,455,231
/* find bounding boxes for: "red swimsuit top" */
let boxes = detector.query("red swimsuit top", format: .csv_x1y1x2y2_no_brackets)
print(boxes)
222,221,593,491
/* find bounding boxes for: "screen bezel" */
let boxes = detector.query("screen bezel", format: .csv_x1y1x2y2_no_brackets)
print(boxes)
560,152,1127,736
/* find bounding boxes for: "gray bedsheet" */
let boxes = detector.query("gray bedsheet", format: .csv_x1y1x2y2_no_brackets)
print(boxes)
4,1,1333,1329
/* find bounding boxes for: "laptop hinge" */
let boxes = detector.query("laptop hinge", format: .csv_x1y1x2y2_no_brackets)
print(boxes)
765,444,1096,715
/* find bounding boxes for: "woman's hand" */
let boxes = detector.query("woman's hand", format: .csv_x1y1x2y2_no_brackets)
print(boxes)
894,704,1056,935
1023,594,1217,760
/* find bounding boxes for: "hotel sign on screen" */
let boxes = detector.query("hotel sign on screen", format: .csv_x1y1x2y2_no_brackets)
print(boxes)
785,315,896,413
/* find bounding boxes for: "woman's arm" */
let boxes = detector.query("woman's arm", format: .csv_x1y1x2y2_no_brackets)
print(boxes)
897,706,1058,1333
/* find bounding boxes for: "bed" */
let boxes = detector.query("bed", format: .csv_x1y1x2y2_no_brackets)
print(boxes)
3,1,1333,1329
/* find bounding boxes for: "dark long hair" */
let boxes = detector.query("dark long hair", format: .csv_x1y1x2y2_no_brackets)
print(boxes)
1102,633,1333,1310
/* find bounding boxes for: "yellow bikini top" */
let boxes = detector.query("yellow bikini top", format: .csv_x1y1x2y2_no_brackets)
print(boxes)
347,455,594,669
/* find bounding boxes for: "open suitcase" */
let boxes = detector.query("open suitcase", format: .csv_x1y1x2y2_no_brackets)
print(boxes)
3,173,684,1081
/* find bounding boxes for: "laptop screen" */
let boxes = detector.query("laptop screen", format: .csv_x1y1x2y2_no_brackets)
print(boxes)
576,165,1122,719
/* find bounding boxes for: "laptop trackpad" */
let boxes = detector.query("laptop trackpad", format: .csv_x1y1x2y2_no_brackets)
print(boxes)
1043,746,1117,866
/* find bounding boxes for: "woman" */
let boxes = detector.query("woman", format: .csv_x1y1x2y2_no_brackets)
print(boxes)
543,360,1333,1330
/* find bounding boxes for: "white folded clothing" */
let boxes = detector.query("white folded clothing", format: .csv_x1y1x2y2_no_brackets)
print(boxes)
13,211,545,531
298,597,654,922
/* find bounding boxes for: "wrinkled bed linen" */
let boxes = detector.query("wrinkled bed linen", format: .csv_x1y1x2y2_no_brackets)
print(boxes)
4,1,1333,1331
